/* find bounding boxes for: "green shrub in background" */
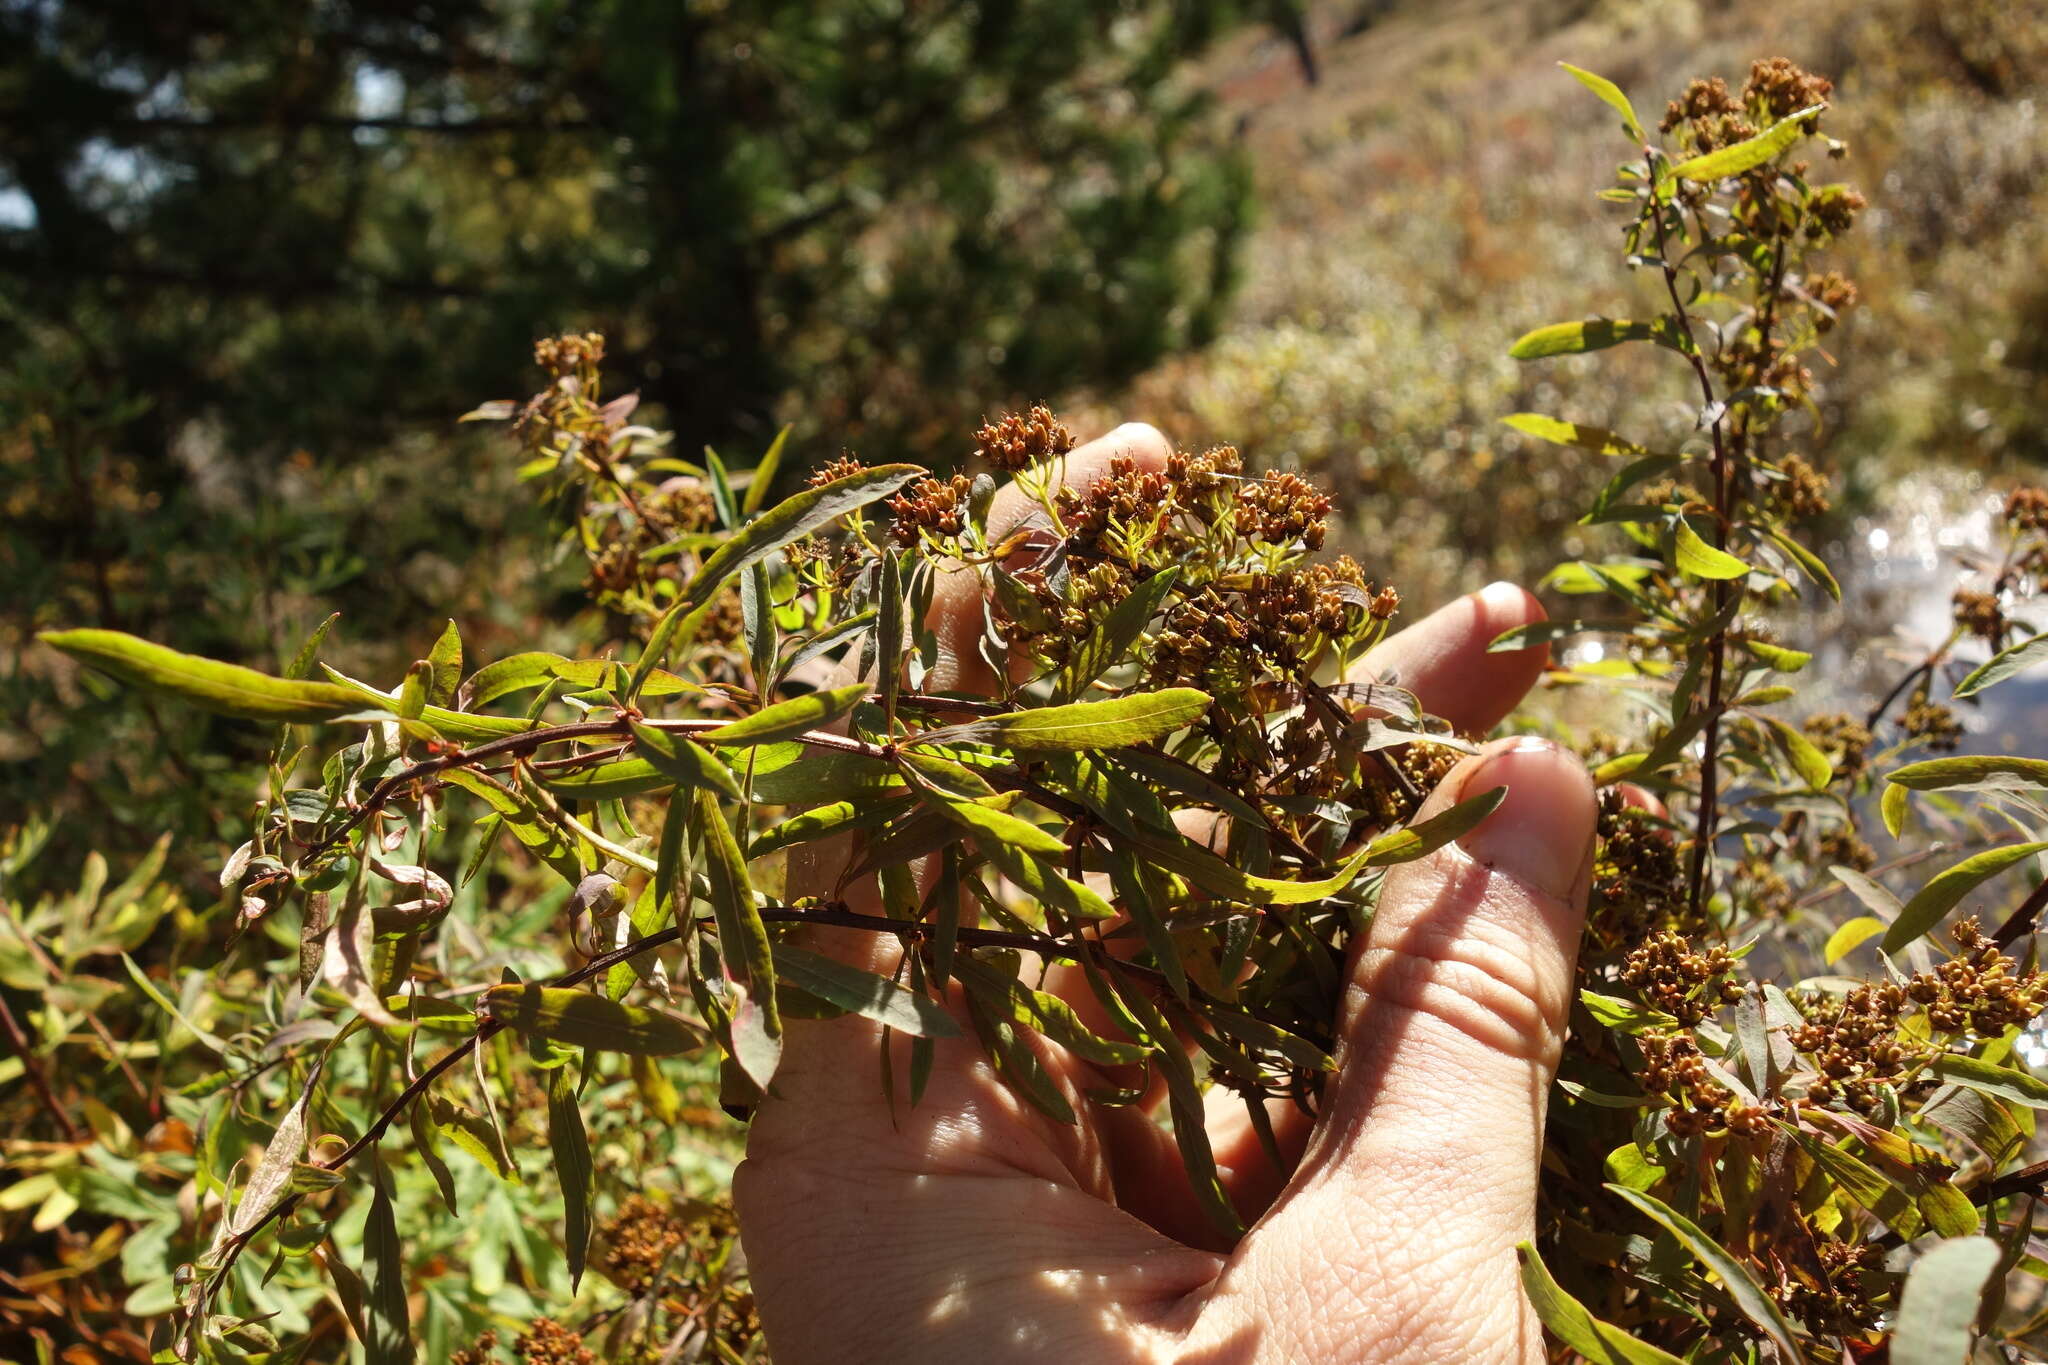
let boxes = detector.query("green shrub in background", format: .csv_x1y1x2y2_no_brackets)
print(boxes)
9,53,2048,1365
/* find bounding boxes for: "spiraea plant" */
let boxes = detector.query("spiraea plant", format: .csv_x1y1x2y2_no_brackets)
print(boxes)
1504,59,2048,1363
23,56,2048,1365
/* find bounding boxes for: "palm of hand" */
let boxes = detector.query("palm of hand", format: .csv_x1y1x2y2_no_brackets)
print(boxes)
736,426,1598,1364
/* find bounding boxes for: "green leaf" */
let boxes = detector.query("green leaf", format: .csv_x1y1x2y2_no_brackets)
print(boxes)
1930,1054,2048,1109
918,785,1068,859
1957,631,2048,699
698,789,782,1089
1669,105,1824,182
1127,987,1242,1238
1516,1241,1685,1364
1605,1185,1803,1361
362,1159,414,1365
1883,781,1911,839
1501,413,1656,458
1121,824,1377,906
1673,521,1751,580
1882,842,2048,953
1763,524,1841,600
742,424,791,516
630,722,742,800
1764,716,1834,790
1823,915,1886,964
954,956,1145,1065
1361,786,1507,865
547,1066,594,1290
773,943,959,1038
41,628,362,722
694,682,871,746
1743,640,1813,672
877,548,904,720
915,687,1212,753
1053,568,1180,701
1891,1236,2000,1365
1888,755,2048,794
481,986,702,1055
963,986,1076,1125
426,620,463,708
284,611,341,681
1509,319,1667,360
631,463,924,695
1557,62,1646,142
536,756,673,803
750,794,916,859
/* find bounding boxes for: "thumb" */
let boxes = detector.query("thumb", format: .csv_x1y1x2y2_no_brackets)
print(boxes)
1225,737,1596,1360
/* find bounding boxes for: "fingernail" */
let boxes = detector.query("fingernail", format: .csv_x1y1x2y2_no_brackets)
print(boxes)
1454,737,1597,900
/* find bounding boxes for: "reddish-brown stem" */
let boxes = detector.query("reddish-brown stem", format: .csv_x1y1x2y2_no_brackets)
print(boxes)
1646,157,1738,918
0,988,84,1143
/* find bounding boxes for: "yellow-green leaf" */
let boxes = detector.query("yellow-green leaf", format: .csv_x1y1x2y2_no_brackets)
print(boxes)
693,682,871,746
41,628,362,723
1557,62,1646,143
1669,105,1824,182
481,986,702,1055
1882,842,2048,954
915,688,1212,753
1516,1241,1685,1364
1673,521,1750,580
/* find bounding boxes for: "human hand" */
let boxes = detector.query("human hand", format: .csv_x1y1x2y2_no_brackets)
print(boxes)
734,424,1599,1364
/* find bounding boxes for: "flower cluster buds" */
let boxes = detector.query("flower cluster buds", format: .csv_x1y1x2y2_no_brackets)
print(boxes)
974,405,1076,471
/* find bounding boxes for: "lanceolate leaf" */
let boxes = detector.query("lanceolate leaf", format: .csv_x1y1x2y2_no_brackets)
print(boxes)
773,942,959,1038
1052,568,1180,701
362,1158,414,1365
1929,1055,2048,1110
1516,1241,1685,1364
1557,62,1646,143
1956,630,2048,699
1362,786,1507,865
631,463,924,695
1605,1185,1802,1361
547,1066,594,1289
1763,716,1834,791
1672,520,1750,580
426,619,463,707
693,682,870,746
1509,319,1679,360
630,721,743,800
1888,755,2048,794
750,794,916,858
1502,413,1657,458
41,628,362,722
1881,842,2048,954
914,688,1212,753
1668,104,1824,181
481,986,702,1055
697,789,782,1089
1121,824,1377,906
1891,1236,2000,1365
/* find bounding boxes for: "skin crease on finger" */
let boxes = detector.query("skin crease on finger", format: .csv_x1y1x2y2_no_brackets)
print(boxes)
735,423,1595,1365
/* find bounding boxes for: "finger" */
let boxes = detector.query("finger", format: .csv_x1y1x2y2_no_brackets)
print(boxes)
1350,580,1551,733
1197,578,1554,1205
1217,736,1596,1356
927,422,1173,696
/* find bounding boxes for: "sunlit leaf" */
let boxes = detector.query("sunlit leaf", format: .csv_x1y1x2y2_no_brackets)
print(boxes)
1502,412,1657,457
1891,1236,1999,1365
915,687,1212,753
1882,842,2048,953
694,682,871,746
774,942,959,1038
1557,62,1646,142
631,721,742,800
1672,521,1750,580
41,628,362,722
1956,631,2048,699
1361,786,1507,865
481,986,702,1055
1888,755,2048,794
698,789,782,1089
1605,1185,1802,1361
1516,1241,1684,1364
1823,915,1886,964
1669,104,1824,181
